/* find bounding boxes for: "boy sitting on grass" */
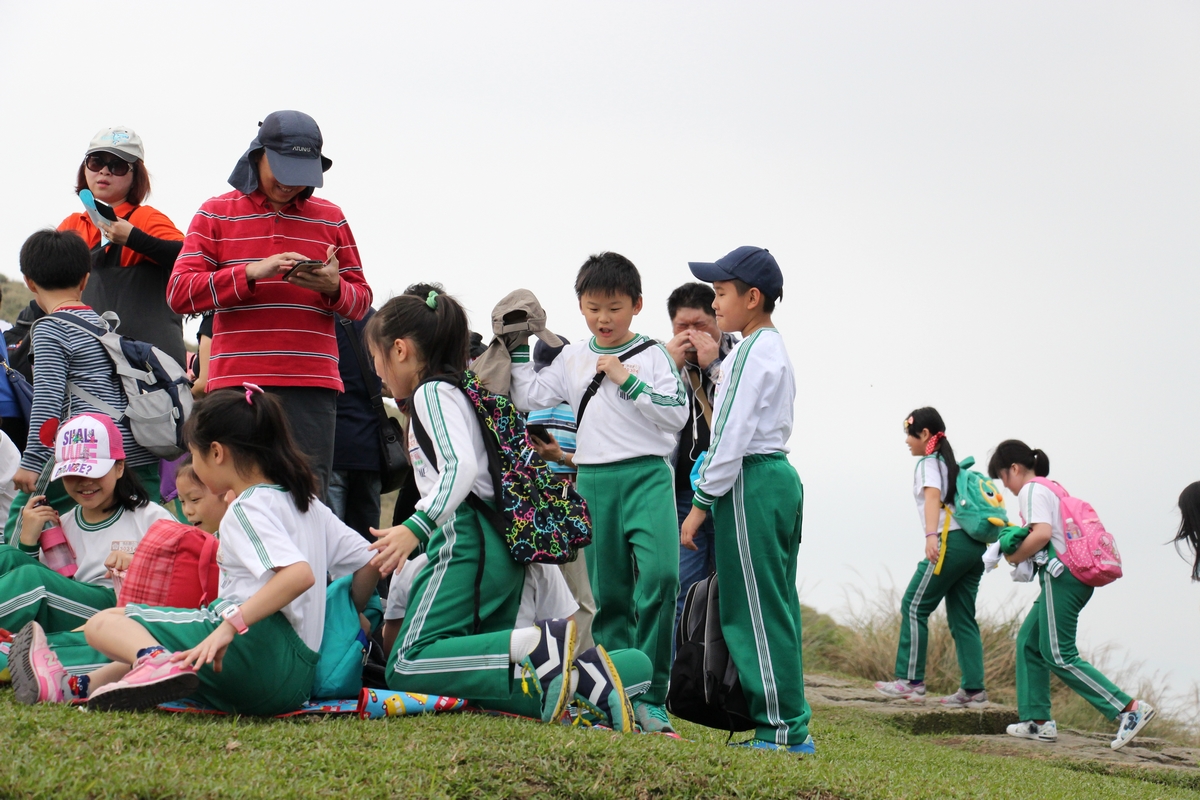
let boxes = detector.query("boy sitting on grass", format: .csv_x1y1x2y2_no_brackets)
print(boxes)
681,246,814,753
509,252,688,734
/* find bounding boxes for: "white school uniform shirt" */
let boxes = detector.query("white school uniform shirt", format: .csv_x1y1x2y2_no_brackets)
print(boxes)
509,335,688,465
384,556,578,626
0,432,20,522
913,455,961,533
402,381,495,542
54,502,175,588
216,486,372,653
1016,480,1066,555
693,329,794,508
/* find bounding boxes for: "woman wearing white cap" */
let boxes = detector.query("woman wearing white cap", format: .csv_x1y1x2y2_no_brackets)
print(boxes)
56,126,187,365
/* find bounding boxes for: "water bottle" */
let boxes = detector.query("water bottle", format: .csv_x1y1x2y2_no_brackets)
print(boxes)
39,524,77,578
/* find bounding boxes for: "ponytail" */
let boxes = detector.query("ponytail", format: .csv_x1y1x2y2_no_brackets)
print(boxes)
986,439,1050,480
364,282,470,382
184,389,317,512
905,407,958,505
1176,482,1200,582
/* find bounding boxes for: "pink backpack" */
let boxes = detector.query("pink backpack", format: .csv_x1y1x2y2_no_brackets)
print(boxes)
1030,478,1123,587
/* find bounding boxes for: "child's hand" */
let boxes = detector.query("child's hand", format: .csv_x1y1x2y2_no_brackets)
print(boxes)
173,623,235,672
368,524,420,578
596,356,631,387
925,535,940,563
19,495,58,546
529,431,565,464
680,506,707,551
104,550,133,577
13,468,39,495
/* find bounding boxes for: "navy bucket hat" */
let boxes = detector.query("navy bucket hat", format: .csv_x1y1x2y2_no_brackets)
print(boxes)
228,110,333,194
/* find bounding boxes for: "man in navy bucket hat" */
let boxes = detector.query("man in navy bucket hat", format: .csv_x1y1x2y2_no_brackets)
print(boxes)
167,111,372,500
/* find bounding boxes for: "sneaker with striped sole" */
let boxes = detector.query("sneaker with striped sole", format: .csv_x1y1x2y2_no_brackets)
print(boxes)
87,651,199,712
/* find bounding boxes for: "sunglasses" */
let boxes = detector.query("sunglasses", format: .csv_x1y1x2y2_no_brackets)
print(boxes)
83,154,133,176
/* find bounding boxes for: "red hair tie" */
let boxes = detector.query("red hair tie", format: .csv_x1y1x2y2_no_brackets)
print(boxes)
925,432,946,455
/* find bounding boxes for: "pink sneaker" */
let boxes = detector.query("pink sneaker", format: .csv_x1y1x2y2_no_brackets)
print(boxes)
87,651,199,712
10,622,67,705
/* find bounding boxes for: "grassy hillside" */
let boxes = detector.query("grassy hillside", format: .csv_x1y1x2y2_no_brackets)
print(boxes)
0,275,33,326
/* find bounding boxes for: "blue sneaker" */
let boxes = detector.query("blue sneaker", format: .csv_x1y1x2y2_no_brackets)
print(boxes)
572,646,634,732
732,735,816,755
519,618,577,724
633,700,678,736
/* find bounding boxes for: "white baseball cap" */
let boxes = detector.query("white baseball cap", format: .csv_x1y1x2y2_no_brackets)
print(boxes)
86,126,144,163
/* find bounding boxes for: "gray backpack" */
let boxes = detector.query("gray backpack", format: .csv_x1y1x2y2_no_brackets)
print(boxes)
36,312,193,459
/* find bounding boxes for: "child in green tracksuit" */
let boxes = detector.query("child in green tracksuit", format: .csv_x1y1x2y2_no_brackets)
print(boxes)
681,246,813,754
989,439,1154,751
510,253,688,734
370,286,647,732
875,407,988,706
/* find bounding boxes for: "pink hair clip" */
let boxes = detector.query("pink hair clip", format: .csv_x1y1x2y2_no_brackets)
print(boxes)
243,382,264,405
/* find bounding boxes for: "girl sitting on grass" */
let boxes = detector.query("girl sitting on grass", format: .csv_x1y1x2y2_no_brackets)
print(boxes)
12,388,379,714
366,288,649,730
989,439,1153,750
0,413,174,638
875,408,989,707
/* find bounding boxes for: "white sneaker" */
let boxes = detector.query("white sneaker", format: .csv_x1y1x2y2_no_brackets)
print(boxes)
939,688,988,708
873,679,926,700
1006,719,1057,741
1111,700,1156,750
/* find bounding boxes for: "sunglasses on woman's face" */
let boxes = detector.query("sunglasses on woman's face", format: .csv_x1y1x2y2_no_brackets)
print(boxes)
83,154,133,176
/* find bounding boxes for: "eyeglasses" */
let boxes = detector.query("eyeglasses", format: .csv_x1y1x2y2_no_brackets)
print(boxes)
83,154,133,176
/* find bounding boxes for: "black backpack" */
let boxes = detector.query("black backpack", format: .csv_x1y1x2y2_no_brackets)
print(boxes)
666,572,755,733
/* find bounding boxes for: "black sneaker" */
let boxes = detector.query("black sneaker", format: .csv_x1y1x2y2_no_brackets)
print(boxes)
519,618,577,723
572,646,634,733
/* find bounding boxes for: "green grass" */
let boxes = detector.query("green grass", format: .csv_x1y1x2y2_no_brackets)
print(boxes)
0,693,1192,799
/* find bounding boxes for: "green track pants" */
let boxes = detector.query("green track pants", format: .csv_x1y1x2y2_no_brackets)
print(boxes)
385,504,650,716
0,547,116,633
894,529,987,689
576,456,679,706
712,454,811,746
1016,566,1131,721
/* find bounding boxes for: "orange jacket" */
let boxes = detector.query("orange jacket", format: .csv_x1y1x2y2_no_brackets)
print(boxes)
57,202,183,266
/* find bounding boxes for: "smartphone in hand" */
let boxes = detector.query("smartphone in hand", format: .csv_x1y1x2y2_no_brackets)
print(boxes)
282,260,325,280
526,424,551,443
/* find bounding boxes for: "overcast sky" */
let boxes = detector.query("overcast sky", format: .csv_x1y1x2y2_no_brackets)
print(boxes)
2,2,1198,695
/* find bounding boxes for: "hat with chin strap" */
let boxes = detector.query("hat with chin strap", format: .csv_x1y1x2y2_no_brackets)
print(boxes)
228,110,333,195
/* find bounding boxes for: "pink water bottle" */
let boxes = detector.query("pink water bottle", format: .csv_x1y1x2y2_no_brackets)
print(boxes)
39,524,77,578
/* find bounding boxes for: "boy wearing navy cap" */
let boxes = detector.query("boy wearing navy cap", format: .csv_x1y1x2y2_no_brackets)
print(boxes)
681,246,813,753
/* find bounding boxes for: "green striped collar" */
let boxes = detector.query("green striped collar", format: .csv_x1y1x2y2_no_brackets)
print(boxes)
589,333,646,354
74,504,124,532
237,483,287,501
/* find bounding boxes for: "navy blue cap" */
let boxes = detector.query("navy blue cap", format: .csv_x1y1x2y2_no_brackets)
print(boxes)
688,246,783,301
229,110,332,194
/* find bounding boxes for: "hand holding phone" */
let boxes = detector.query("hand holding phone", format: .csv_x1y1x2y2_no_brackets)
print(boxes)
526,423,551,443
282,260,325,280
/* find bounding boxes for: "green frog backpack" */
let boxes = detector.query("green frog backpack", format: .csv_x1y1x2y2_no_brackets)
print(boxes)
949,457,1013,545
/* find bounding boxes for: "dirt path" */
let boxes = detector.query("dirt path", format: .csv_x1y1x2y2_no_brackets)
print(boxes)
806,674,1200,775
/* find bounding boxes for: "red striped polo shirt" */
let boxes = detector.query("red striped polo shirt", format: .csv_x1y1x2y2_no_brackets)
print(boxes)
168,190,373,392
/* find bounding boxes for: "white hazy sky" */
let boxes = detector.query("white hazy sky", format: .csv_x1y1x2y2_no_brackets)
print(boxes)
3,2,1198,694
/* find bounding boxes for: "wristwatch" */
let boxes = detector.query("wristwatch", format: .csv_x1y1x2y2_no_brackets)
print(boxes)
557,454,567,466
220,604,249,635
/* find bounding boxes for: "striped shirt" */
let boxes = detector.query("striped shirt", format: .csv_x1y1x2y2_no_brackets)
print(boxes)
526,402,577,475
21,306,156,472
167,190,373,392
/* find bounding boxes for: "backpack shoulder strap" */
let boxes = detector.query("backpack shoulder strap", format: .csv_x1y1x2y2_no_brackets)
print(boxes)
406,374,464,472
1029,477,1068,499
575,338,659,426
46,311,153,385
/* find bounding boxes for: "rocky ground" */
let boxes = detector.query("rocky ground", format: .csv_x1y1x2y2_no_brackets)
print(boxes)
806,673,1200,775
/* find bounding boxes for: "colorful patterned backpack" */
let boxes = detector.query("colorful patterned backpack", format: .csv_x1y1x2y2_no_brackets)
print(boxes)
1030,477,1123,587
409,371,592,565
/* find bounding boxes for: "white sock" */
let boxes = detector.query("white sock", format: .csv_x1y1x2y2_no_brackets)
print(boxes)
509,627,541,663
